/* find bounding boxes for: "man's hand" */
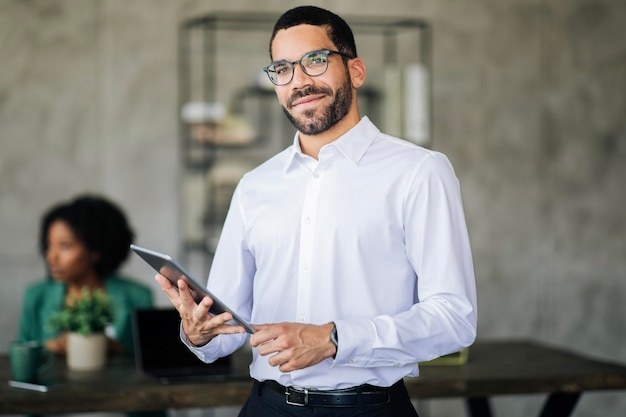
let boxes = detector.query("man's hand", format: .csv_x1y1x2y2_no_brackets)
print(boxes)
250,322,336,372
154,274,245,346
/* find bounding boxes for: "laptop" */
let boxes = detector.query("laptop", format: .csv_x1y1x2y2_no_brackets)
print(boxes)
132,307,249,384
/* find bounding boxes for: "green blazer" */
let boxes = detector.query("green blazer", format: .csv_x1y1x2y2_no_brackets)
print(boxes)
16,275,154,353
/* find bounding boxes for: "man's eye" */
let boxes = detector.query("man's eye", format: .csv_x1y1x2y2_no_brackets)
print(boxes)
305,53,327,65
273,63,290,75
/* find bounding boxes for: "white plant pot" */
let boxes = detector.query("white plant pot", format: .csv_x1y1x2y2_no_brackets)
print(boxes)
67,332,107,371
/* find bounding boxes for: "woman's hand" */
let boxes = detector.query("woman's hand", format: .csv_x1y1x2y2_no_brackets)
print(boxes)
106,337,125,355
45,334,68,355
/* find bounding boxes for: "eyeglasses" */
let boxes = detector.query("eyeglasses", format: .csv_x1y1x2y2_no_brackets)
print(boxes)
263,49,354,86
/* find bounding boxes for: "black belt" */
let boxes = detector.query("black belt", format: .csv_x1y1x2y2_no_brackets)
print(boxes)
258,379,393,407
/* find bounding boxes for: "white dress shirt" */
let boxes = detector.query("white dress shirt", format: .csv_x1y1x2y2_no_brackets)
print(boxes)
185,116,477,390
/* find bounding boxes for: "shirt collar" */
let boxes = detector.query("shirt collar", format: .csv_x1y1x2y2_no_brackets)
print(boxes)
283,116,379,174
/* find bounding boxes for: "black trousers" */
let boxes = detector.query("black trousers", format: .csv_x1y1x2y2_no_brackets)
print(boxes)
237,380,419,417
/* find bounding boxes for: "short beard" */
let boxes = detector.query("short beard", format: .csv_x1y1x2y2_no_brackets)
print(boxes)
282,77,353,136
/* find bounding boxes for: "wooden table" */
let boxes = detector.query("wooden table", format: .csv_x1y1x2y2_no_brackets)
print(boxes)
2,340,626,416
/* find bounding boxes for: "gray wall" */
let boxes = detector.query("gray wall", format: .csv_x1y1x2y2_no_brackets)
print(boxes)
1,0,625,416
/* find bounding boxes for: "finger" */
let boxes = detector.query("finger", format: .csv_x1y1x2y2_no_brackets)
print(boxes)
254,331,283,356
154,274,182,306
257,342,281,357
207,312,247,334
193,296,213,319
183,312,247,346
267,350,288,367
180,296,212,330
155,273,176,293
177,279,202,310
249,324,276,347
251,324,265,332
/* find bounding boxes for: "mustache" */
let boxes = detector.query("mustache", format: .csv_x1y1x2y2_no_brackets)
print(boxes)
287,86,333,108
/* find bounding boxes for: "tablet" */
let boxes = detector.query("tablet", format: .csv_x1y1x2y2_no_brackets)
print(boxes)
130,244,255,334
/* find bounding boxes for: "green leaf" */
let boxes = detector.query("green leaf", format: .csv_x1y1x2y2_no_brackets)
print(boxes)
48,288,114,335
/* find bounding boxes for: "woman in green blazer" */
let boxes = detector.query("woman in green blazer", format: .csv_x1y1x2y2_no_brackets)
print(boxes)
16,195,154,355
17,275,153,354
16,196,163,417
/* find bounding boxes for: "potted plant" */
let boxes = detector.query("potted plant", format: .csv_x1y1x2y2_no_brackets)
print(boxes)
48,288,114,371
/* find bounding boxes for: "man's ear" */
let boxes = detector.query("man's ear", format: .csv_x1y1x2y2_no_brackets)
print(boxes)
349,57,366,88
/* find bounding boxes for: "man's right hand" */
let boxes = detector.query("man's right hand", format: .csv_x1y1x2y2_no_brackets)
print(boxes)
154,274,245,347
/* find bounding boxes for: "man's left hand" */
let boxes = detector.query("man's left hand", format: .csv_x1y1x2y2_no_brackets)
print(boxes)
250,322,336,372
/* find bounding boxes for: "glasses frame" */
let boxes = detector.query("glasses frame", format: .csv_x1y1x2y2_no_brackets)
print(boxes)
263,49,355,86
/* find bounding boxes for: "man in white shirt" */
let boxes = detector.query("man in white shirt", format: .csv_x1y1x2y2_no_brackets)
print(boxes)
156,5,477,416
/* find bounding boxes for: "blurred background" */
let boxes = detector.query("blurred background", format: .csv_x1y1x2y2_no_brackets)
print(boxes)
1,0,624,416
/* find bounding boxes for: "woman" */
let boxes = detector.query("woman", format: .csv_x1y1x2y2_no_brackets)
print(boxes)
17,195,153,355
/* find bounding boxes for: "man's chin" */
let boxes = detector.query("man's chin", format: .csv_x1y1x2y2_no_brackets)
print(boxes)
296,120,327,136
285,112,314,133
283,107,335,135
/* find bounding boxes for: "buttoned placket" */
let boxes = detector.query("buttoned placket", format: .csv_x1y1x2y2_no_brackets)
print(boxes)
295,167,323,324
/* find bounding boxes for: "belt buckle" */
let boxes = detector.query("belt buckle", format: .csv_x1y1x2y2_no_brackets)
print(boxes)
285,387,308,406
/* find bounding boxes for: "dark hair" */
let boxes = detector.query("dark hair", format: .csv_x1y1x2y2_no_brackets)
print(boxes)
269,6,357,60
39,195,135,278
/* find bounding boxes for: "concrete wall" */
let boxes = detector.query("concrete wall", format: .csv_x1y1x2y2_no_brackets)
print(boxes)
1,0,625,416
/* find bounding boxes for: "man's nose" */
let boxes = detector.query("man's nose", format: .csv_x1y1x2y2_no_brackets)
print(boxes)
290,63,312,86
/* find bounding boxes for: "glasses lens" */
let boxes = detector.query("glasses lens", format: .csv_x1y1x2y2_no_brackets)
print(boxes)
301,51,329,76
266,61,292,85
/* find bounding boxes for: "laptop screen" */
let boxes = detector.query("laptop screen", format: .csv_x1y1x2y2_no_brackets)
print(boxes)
131,308,233,381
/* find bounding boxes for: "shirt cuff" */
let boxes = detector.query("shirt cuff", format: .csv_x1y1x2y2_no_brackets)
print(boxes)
332,319,375,367
178,322,219,363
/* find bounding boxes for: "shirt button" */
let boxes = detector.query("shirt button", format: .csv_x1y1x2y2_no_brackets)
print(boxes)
300,316,307,322
313,173,319,179
303,266,310,272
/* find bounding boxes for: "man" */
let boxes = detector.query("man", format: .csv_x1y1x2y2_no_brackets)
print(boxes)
157,6,477,417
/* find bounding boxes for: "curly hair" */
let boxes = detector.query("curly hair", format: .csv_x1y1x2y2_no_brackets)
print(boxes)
269,6,357,60
39,195,135,279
